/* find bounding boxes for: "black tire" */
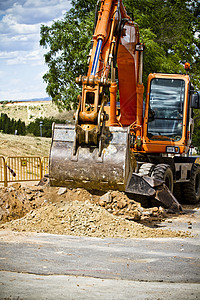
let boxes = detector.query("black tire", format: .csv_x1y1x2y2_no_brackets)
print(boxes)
151,164,174,193
173,183,182,202
182,163,200,204
138,163,154,176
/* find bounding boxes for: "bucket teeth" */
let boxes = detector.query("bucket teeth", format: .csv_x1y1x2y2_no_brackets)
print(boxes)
154,184,182,213
126,173,182,212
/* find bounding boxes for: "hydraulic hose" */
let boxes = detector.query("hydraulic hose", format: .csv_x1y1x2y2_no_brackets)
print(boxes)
91,39,103,76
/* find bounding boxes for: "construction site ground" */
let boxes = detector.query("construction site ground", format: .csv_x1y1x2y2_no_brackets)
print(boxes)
0,181,200,299
0,133,199,299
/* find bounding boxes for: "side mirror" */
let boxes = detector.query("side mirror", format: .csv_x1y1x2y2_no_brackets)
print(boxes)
191,92,200,109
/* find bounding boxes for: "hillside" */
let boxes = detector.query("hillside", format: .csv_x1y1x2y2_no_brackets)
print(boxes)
0,102,74,125
0,133,51,157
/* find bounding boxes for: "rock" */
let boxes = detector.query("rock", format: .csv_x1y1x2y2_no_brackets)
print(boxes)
100,191,112,204
98,199,105,207
152,207,159,212
128,210,141,221
0,184,190,239
137,207,144,213
158,206,167,217
117,201,127,209
113,211,119,215
27,194,34,201
11,183,21,190
26,189,32,194
37,177,48,186
57,187,67,195
142,210,151,216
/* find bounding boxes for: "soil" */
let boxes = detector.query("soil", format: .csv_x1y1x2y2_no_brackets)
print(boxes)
0,181,192,239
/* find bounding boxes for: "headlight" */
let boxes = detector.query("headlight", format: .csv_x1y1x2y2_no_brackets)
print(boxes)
166,146,179,153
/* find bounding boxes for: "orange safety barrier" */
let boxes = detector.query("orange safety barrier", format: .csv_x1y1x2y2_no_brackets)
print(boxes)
0,156,7,187
42,156,49,178
0,156,49,187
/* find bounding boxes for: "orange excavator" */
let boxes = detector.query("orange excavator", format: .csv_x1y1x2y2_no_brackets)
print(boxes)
49,0,200,211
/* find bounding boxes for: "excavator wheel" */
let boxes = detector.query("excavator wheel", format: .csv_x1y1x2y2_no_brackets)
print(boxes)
151,164,174,193
138,163,154,176
173,183,182,202
182,163,200,204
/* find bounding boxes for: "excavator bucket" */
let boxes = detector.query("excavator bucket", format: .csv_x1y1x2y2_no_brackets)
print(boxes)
126,173,182,212
49,123,134,191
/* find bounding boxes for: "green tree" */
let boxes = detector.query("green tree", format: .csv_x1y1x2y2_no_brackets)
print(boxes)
27,117,66,138
2,114,8,133
192,109,200,153
16,119,22,135
4,117,9,134
11,118,15,134
40,0,200,109
40,3,95,110
124,0,200,88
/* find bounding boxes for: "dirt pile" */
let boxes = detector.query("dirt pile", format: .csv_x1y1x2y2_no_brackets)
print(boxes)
96,190,167,222
0,183,190,239
0,183,46,223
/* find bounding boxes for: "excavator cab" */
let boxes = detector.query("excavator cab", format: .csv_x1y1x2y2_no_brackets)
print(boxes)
147,78,184,140
142,73,194,155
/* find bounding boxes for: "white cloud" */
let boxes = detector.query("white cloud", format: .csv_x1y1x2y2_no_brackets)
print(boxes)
0,0,71,100
0,63,48,100
0,14,40,34
2,0,70,24
0,49,46,65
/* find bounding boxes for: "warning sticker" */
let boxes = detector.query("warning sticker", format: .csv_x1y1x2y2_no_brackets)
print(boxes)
21,159,27,167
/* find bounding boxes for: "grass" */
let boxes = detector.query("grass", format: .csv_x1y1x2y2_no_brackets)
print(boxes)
0,133,51,157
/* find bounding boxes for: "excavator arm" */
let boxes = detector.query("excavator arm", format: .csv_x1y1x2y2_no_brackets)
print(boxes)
50,0,141,191
74,0,142,146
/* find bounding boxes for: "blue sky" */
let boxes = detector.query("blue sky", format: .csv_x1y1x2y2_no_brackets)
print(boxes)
0,0,71,100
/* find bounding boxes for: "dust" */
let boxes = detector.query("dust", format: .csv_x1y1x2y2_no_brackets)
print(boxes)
0,182,191,239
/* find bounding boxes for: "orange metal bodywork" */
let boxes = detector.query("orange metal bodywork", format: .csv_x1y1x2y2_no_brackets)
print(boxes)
117,23,140,126
136,73,191,155
79,0,142,129
77,1,192,157
109,82,119,126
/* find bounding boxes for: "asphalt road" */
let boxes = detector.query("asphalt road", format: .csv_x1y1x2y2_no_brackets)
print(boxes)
0,206,200,299
0,231,200,299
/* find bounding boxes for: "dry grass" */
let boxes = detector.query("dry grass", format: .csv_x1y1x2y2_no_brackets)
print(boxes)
0,102,74,125
0,133,51,157
0,102,74,157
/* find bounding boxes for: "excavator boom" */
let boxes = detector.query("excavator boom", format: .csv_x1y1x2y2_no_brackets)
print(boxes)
50,0,140,191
